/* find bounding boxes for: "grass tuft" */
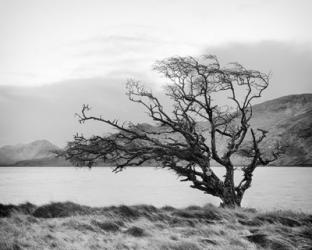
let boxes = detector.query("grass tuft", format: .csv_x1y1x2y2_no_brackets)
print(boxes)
246,233,297,250
115,205,140,219
32,202,91,218
172,207,222,221
0,241,22,250
63,219,96,232
92,220,121,232
159,240,201,250
254,213,302,227
125,226,147,237
0,203,36,217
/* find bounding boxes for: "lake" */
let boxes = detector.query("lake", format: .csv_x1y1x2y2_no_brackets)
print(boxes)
0,167,311,212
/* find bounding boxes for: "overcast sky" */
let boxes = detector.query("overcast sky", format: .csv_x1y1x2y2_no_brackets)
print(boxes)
0,0,311,147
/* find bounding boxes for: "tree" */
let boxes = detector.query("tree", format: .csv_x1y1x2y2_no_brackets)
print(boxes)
64,55,279,208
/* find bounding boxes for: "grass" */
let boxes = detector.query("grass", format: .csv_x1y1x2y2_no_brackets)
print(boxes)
0,202,311,250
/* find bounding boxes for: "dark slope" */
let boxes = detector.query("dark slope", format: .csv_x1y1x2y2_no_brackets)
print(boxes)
250,94,312,165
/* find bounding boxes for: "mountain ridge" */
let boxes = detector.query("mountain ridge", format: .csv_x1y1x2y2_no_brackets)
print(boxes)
0,140,61,166
0,93,311,166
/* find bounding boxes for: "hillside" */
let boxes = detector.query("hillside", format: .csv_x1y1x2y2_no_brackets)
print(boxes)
0,140,61,166
131,94,312,166
249,94,312,165
0,94,311,166
138,94,312,166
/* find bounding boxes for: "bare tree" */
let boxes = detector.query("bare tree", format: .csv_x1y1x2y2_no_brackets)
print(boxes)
64,55,279,208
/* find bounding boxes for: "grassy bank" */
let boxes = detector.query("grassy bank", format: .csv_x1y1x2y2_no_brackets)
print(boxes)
0,202,311,250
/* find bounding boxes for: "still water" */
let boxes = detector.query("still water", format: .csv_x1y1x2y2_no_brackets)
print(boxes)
0,167,311,212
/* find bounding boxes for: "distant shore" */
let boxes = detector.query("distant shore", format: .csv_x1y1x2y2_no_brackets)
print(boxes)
0,202,311,249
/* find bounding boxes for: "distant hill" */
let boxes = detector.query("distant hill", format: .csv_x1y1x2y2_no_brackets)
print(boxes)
131,94,312,166
0,140,68,166
13,156,72,166
249,94,312,165
0,94,311,166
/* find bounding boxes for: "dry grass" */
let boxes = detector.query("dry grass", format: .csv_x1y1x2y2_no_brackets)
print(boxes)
0,202,311,250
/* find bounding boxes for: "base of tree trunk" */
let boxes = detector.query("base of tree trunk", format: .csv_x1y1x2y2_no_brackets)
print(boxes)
220,197,242,208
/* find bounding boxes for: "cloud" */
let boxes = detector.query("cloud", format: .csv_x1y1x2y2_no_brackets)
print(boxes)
66,33,202,80
1,40,311,147
203,41,312,100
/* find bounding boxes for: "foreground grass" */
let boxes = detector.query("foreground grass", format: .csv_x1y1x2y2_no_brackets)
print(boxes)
0,202,311,250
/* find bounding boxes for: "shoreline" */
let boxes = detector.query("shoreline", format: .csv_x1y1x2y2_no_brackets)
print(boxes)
1,202,311,249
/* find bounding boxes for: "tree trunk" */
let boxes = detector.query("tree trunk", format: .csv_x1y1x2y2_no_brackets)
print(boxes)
221,188,242,208
220,167,242,208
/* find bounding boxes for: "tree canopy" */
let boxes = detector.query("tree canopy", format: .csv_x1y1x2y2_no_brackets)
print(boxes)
64,55,280,207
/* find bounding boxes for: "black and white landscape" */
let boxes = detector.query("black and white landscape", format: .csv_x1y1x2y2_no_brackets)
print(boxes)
0,0,311,249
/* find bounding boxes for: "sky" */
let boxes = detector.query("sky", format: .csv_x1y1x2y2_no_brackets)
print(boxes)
0,0,311,147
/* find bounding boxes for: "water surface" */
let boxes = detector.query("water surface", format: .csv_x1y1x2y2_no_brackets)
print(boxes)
0,167,311,212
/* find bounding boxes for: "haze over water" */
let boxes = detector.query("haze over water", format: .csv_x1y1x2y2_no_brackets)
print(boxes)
0,167,311,212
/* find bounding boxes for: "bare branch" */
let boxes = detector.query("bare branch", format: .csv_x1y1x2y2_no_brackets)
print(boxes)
64,54,275,208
